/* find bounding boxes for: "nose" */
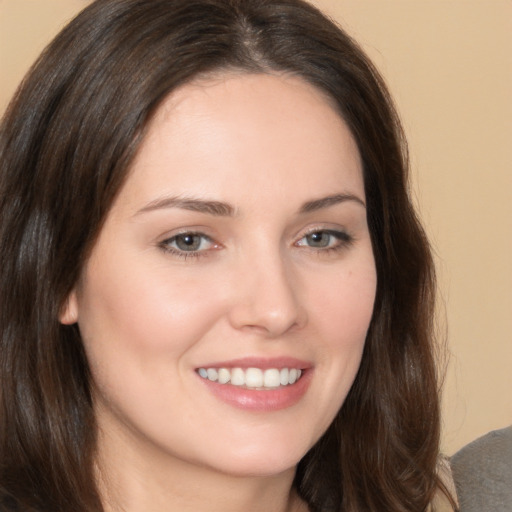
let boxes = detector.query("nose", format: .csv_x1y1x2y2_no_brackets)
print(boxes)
226,251,307,337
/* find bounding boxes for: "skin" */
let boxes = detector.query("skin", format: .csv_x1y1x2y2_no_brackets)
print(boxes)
61,73,377,512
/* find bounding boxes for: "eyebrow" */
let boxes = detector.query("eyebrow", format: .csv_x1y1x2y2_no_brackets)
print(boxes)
135,196,236,217
299,193,366,213
135,192,365,217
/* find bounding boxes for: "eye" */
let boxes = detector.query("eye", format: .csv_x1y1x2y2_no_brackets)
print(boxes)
295,229,353,250
159,232,216,256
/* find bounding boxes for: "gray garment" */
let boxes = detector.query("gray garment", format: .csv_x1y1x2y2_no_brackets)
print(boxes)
451,426,512,512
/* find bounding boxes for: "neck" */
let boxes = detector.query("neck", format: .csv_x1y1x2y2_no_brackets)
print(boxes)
95,423,306,512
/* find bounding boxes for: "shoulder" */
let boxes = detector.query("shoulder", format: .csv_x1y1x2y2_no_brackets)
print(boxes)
451,425,512,471
450,426,512,511
451,426,512,481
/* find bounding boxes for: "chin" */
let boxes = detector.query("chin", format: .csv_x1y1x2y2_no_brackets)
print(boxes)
199,438,309,478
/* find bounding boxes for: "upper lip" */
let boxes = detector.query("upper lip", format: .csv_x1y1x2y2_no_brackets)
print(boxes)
195,356,312,370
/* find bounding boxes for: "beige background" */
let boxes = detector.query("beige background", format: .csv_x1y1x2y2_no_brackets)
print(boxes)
1,0,510,455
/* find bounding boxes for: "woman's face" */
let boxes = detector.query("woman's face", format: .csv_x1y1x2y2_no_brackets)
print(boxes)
62,73,376,477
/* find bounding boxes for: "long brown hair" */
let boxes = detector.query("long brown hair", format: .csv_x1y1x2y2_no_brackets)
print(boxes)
0,0,450,510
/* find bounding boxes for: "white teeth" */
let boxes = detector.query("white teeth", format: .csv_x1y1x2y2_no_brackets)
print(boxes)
197,366,304,388
231,368,245,386
245,368,263,388
218,368,230,384
206,368,218,381
263,369,280,388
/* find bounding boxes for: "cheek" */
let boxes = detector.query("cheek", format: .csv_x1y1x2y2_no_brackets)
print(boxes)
75,256,228,388
75,260,228,437
310,262,376,347
303,259,376,419
81,259,216,338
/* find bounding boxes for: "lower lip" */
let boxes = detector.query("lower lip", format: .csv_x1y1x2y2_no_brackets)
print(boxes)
198,370,312,412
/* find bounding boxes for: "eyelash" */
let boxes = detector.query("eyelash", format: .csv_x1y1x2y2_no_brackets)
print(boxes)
159,232,217,260
295,228,354,253
158,228,353,260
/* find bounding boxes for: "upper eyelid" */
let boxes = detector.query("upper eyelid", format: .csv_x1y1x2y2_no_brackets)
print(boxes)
156,221,355,243
294,225,352,240
296,228,353,243
159,227,215,242
163,230,211,239
299,226,348,235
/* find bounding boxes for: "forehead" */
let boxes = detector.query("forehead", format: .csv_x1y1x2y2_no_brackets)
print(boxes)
118,72,364,213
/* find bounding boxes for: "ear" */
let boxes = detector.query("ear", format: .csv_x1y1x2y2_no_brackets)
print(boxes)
59,290,79,325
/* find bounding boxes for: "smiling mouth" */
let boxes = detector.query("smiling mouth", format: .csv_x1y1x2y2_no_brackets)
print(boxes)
196,367,303,390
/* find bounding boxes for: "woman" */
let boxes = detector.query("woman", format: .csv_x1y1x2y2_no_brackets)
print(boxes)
0,0,455,510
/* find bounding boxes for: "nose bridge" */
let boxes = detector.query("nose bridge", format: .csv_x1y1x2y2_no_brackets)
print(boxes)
227,242,305,336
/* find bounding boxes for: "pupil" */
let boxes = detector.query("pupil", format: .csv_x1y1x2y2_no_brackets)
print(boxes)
308,232,329,247
177,234,200,251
